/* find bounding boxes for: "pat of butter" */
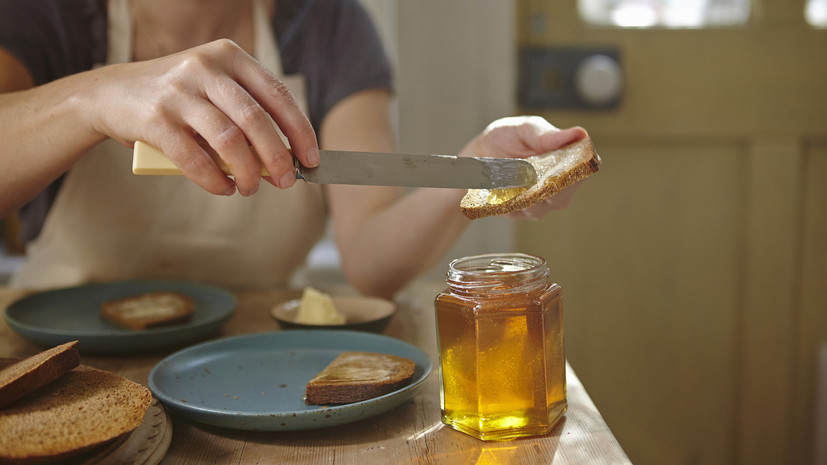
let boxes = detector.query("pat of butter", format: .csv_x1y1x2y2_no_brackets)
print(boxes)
294,287,346,325
132,141,269,176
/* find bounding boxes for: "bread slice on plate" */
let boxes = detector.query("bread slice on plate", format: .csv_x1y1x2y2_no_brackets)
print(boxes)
461,136,601,220
305,352,416,405
101,291,194,330
0,340,79,409
0,361,152,465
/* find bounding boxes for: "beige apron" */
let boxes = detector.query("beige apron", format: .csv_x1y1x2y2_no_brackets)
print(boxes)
11,0,327,290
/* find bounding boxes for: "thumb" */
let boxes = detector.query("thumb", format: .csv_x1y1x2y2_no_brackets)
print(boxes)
537,126,588,153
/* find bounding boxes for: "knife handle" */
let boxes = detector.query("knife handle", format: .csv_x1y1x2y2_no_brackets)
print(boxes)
133,141,280,177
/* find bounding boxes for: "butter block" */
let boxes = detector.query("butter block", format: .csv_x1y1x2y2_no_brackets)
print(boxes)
132,141,185,175
132,141,268,176
295,288,346,325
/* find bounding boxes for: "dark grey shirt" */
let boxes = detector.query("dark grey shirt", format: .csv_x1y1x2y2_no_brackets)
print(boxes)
0,0,392,241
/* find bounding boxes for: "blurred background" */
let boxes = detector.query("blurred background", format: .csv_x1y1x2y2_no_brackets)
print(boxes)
362,1,827,464
2,0,825,463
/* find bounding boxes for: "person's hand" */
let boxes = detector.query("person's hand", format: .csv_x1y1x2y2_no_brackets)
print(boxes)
458,116,588,220
85,39,318,196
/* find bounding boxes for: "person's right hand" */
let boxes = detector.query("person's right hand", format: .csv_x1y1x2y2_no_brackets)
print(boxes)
85,39,319,196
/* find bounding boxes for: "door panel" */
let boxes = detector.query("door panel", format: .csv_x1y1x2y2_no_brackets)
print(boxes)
795,141,827,465
520,141,745,464
516,1,827,464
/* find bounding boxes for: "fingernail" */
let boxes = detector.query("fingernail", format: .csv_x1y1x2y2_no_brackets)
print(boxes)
307,147,320,167
245,183,260,196
279,171,296,189
223,185,236,196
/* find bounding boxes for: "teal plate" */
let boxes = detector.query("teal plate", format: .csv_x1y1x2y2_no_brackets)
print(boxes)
148,330,432,431
3,280,236,354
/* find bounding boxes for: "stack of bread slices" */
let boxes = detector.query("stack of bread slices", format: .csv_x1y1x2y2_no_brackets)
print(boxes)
0,341,152,464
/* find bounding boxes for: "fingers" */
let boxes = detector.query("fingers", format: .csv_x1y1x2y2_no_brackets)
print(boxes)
515,117,586,154
183,98,261,195
232,50,319,170
159,40,319,194
508,181,582,220
201,77,293,192
475,116,588,160
536,125,588,152
152,130,237,196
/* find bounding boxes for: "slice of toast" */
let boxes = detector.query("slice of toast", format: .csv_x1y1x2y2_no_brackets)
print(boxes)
0,341,79,409
305,352,416,405
101,291,194,330
460,137,601,220
0,361,152,465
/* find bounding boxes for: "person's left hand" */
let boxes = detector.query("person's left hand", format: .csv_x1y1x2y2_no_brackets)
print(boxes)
458,116,588,220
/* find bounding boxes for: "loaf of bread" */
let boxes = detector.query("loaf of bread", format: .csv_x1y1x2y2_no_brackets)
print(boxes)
101,291,194,330
460,137,601,219
0,360,152,465
305,352,416,405
0,341,79,409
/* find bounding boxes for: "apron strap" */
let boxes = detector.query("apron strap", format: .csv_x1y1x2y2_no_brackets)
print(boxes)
253,0,284,75
106,0,132,64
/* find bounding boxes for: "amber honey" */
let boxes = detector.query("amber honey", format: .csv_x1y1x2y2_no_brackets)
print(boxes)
484,187,527,205
435,253,566,441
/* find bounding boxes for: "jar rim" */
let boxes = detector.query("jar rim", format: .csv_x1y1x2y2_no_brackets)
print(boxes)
447,253,547,283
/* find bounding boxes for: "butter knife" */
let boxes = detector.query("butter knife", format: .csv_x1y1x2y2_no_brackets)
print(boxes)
132,141,537,189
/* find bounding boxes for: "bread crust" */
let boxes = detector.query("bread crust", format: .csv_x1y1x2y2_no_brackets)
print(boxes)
305,352,415,405
0,360,152,465
0,341,79,409
460,137,601,220
101,291,194,330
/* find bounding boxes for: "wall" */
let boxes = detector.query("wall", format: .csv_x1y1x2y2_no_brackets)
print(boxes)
303,0,519,286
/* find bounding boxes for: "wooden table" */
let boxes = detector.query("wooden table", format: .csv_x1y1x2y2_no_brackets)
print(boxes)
0,282,630,464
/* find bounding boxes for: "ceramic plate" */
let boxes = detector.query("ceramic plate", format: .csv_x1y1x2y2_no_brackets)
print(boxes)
270,295,396,333
148,330,432,431
4,280,236,354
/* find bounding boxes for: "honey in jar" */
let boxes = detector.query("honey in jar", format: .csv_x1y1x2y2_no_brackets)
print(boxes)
434,253,566,441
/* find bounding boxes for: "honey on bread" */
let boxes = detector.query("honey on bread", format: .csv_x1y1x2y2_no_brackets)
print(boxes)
484,187,528,205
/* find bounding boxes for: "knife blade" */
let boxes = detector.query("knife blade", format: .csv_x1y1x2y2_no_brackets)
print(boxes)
295,150,537,189
132,141,537,189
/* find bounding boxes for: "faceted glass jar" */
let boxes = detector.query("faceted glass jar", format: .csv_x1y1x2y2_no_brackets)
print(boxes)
434,253,566,441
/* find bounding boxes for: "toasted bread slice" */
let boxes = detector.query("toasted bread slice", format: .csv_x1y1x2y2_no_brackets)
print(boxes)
101,291,194,330
305,352,416,405
0,341,80,409
460,137,601,219
0,361,152,465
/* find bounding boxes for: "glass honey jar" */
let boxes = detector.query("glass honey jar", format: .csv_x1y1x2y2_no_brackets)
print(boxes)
434,253,566,441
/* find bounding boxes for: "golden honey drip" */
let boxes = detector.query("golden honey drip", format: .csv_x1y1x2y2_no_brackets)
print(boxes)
485,187,527,205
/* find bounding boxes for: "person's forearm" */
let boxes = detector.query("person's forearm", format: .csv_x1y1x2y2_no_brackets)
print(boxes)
0,72,106,216
337,187,470,298
325,96,481,297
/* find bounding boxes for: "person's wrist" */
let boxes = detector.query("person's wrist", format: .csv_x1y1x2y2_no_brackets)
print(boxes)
66,67,115,144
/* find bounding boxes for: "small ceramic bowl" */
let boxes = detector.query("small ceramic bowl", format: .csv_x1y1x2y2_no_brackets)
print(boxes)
270,295,396,333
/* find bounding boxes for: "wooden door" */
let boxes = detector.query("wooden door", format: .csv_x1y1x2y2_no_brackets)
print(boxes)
514,1,827,464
